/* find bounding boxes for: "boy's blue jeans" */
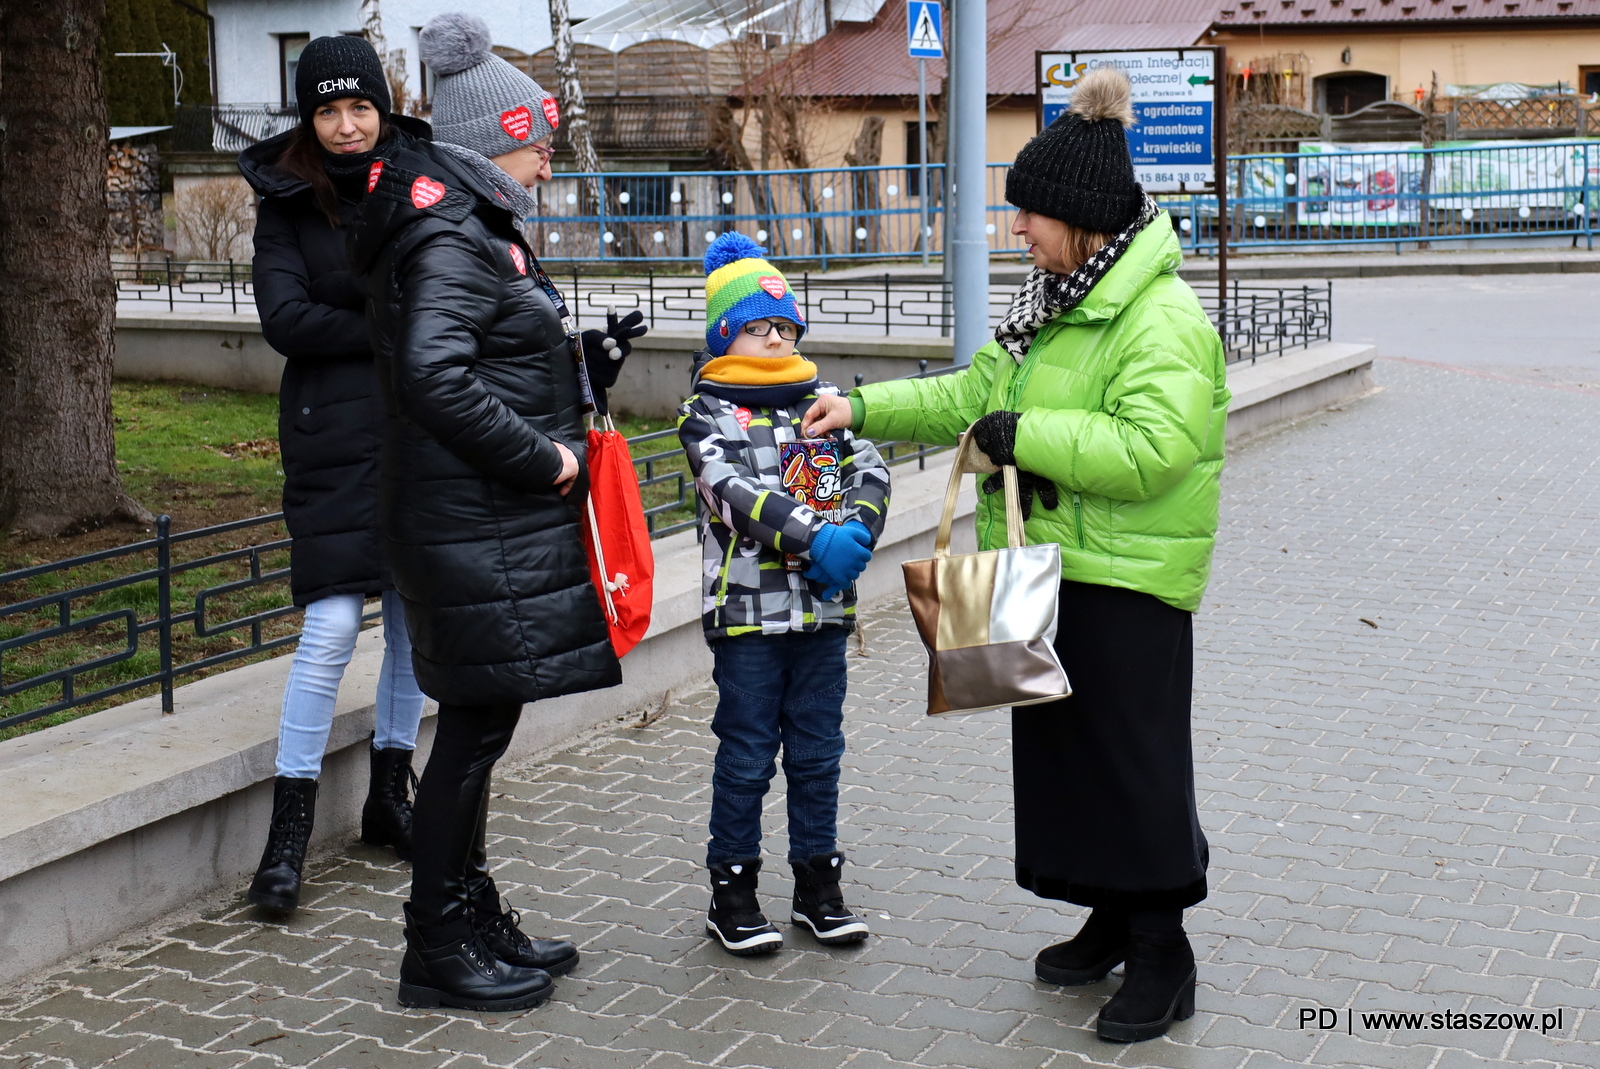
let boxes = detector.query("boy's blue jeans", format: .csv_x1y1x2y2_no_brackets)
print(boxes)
707,628,849,867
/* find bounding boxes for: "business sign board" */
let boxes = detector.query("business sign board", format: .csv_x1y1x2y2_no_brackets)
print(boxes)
1036,49,1219,192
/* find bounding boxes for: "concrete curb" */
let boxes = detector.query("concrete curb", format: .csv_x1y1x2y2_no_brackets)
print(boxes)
0,339,1373,986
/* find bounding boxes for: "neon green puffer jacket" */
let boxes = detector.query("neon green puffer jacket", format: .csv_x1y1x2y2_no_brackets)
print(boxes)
855,215,1229,612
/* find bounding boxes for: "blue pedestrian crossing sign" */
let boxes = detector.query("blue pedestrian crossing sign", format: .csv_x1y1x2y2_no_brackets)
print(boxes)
907,1,943,59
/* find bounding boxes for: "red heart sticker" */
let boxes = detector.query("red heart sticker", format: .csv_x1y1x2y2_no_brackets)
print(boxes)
542,97,561,128
734,407,752,429
410,175,446,209
500,105,532,141
366,160,384,192
508,244,527,275
757,275,787,300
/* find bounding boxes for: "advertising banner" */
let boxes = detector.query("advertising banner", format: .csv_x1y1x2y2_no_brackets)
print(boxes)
1037,49,1217,192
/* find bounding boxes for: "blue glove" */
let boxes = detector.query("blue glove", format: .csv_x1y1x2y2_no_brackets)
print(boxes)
803,520,874,600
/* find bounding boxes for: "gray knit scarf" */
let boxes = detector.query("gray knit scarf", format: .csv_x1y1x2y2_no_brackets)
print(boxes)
433,141,538,219
994,195,1160,365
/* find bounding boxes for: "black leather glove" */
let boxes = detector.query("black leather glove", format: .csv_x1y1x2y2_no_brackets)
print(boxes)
970,409,1021,468
307,269,364,311
580,308,648,392
981,469,1060,521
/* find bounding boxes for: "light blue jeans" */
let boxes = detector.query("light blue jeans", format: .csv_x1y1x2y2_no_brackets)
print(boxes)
276,589,425,779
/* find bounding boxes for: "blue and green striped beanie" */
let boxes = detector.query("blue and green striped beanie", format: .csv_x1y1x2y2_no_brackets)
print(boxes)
703,233,806,357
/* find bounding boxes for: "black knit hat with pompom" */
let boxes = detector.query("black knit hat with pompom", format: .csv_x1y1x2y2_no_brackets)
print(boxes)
1006,67,1143,233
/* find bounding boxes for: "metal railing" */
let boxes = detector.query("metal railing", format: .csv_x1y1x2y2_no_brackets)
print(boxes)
8,268,1328,727
1165,140,1599,254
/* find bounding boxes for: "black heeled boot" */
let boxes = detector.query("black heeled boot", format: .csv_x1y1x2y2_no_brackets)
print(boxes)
790,852,869,945
1036,908,1129,985
397,904,554,1012
361,739,418,861
1096,912,1197,1043
248,777,318,911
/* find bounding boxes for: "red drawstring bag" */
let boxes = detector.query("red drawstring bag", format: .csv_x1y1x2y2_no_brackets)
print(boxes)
581,417,654,657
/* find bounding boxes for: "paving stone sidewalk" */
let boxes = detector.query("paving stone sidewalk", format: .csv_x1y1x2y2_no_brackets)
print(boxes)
3,358,1598,1069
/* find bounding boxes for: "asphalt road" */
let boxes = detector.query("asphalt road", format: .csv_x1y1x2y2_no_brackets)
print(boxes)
1323,274,1600,386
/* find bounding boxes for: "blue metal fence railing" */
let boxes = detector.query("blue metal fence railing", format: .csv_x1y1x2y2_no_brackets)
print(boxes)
1159,140,1598,254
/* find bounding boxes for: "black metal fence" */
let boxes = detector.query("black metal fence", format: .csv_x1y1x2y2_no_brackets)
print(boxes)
116,261,1332,363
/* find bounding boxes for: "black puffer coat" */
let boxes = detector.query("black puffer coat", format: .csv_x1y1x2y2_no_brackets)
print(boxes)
239,116,428,606
346,137,620,705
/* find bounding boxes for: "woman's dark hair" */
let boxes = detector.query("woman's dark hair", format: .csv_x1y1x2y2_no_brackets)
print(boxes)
277,115,389,227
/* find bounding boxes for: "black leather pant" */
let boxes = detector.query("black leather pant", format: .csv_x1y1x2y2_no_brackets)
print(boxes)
409,701,522,927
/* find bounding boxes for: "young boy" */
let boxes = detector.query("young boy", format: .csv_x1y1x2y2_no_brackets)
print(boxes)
678,233,891,955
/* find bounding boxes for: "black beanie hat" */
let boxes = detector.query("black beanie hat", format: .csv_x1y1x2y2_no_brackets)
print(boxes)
1006,67,1143,234
294,35,391,124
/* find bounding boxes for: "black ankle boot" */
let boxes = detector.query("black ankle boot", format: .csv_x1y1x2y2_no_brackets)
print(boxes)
1096,930,1197,1043
470,893,580,976
1036,908,1129,985
790,852,868,945
397,904,554,1012
361,740,417,861
248,777,318,911
706,857,782,955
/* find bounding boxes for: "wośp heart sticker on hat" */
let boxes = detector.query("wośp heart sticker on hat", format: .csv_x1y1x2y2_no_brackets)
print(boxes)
366,160,384,192
542,97,561,128
410,175,447,210
757,276,787,300
500,106,532,141
508,244,527,275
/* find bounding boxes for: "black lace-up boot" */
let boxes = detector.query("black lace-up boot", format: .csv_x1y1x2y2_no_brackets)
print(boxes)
1096,911,1197,1043
1035,908,1129,985
706,857,783,955
470,893,580,976
361,739,418,861
397,904,554,1011
248,777,318,911
790,852,869,945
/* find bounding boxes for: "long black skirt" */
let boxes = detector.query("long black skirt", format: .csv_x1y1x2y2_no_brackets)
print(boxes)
1012,579,1208,911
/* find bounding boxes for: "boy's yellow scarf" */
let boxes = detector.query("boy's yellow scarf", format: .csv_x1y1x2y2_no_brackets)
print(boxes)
697,353,817,386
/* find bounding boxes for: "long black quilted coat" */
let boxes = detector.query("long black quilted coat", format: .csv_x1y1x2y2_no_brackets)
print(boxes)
346,137,620,705
240,123,426,605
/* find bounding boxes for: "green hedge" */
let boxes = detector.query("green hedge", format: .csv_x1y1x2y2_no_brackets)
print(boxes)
105,0,213,127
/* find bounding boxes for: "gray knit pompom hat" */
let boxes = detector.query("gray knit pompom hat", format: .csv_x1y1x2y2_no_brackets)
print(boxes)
419,12,559,157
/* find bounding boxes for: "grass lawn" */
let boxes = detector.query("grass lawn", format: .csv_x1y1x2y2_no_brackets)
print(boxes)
0,382,692,740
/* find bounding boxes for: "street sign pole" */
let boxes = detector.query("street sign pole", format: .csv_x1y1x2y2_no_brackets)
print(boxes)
1214,46,1228,345
908,3,944,271
949,0,985,366
918,57,930,266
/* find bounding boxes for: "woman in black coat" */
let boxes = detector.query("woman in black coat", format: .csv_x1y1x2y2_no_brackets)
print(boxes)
346,13,639,1013
237,35,431,914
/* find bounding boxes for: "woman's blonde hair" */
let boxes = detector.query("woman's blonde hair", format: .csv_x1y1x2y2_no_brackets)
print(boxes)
1059,224,1115,271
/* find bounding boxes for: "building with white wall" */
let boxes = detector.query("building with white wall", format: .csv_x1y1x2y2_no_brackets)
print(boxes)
206,0,617,108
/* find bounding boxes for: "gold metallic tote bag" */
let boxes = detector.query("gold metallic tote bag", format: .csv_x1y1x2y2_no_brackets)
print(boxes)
901,427,1071,716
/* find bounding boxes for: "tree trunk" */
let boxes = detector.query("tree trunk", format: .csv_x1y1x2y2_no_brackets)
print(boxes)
843,115,884,254
0,0,150,539
547,0,603,214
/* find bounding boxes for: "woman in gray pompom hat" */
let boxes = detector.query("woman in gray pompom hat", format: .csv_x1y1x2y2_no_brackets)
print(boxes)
344,11,644,1015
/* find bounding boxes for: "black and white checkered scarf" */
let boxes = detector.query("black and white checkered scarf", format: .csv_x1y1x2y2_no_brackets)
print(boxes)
994,195,1160,365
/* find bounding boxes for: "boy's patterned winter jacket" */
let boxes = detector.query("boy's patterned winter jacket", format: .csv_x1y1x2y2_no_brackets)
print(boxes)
678,362,891,640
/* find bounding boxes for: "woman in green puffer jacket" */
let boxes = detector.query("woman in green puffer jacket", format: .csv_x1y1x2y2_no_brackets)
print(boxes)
804,68,1228,1044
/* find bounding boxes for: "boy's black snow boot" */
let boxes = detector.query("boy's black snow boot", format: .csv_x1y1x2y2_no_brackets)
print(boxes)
706,857,783,955
789,852,869,945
